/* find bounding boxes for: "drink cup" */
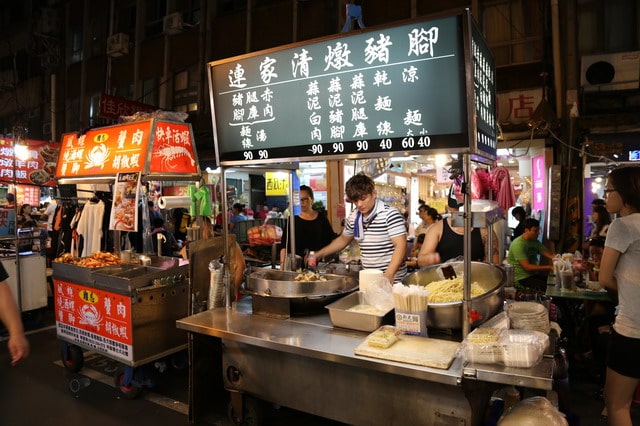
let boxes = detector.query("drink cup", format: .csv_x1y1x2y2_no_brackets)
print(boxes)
560,270,574,291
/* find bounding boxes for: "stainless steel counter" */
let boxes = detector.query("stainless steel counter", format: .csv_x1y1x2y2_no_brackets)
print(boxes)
177,298,554,425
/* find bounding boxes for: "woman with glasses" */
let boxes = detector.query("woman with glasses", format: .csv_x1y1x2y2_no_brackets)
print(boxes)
279,185,337,268
598,166,640,426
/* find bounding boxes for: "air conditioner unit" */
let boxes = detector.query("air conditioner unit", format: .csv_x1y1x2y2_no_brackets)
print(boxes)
581,51,640,92
106,33,129,58
163,12,183,35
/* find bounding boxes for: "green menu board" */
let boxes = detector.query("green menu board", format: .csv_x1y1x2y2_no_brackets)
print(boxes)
208,10,496,166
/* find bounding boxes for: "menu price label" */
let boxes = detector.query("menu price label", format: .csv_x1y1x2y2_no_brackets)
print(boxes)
209,11,496,166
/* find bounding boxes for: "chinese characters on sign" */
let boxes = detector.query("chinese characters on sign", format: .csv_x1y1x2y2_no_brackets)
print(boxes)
265,172,289,196
54,280,133,362
0,139,60,186
56,120,199,179
210,13,493,165
148,122,198,174
99,93,156,120
0,209,16,237
56,121,151,178
471,19,497,157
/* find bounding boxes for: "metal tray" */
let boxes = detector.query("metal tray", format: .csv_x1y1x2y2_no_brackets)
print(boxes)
325,291,393,332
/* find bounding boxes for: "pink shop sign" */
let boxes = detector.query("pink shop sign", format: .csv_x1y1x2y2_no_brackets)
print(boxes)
532,155,546,212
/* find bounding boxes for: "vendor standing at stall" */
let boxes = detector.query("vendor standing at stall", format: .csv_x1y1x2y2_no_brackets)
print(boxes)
279,185,337,268
417,198,500,267
314,173,407,283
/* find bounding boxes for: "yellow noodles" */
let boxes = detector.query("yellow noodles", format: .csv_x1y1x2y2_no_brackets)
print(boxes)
424,276,485,303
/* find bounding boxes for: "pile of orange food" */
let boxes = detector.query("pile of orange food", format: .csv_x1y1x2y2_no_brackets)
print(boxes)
54,251,123,268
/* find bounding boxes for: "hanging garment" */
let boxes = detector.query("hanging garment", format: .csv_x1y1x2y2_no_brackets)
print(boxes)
76,200,105,256
490,166,516,211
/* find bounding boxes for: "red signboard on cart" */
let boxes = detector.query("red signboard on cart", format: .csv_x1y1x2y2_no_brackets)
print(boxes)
56,119,200,182
54,279,133,363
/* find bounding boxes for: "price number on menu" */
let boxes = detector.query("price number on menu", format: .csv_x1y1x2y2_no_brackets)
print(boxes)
401,136,431,149
243,150,269,160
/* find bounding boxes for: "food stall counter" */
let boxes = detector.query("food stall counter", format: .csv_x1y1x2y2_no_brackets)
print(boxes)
177,298,554,425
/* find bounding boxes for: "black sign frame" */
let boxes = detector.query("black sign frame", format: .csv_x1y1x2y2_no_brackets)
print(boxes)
207,9,496,166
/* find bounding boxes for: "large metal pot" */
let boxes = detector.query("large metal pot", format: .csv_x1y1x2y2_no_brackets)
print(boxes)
402,261,505,329
244,268,358,317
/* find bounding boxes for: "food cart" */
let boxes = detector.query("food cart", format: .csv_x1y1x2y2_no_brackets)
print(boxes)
52,118,200,398
178,10,555,425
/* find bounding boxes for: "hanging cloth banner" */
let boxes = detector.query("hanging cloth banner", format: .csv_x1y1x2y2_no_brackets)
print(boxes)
110,172,141,231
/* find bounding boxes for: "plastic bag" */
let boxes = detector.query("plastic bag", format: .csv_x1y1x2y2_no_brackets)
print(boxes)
363,275,394,312
247,224,282,246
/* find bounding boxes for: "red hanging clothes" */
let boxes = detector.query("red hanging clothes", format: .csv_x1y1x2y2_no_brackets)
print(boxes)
490,166,516,211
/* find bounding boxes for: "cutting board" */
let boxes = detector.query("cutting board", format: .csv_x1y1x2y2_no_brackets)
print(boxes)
355,335,460,369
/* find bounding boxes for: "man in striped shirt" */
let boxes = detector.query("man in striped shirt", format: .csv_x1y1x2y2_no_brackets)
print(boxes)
314,173,407,283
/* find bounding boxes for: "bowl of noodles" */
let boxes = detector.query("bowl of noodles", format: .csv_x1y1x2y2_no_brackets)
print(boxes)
402,261,505,329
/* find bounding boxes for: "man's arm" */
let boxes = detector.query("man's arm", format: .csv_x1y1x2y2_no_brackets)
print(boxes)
314,234,352,261
384,234,407,282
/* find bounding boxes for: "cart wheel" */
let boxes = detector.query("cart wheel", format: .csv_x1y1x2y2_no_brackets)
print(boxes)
114,366,143,400
227,396,265,426
61,344,84,373
170,351,187,371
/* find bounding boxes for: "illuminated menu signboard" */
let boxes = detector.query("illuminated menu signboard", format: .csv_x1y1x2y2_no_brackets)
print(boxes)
208,11,496,166
56,119,200,180
0,139,60,186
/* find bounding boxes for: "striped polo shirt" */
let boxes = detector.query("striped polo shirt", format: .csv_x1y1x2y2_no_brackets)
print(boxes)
344,202,407,281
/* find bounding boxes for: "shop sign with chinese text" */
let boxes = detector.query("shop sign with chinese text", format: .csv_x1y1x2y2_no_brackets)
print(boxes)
0,139,60,186
99,93,156,120
265,172,289,196
56,120,199,179
208,11,496,165
54,280,133,363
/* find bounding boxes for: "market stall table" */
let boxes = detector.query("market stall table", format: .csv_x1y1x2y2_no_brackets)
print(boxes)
545,283,616,361
176,298,554,426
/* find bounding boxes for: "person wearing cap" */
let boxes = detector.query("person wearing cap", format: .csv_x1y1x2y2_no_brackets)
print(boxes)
417,194,500,267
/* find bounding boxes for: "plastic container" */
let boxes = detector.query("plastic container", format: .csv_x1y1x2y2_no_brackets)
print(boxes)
502,330,549,368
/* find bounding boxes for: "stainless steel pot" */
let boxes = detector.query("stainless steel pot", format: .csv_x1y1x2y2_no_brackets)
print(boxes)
402,261,505,329
244,268,359,316
246,268,358,297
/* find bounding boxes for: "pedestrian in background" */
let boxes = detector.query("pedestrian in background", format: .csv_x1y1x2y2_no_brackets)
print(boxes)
511,206,527,240
598,166,640,426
